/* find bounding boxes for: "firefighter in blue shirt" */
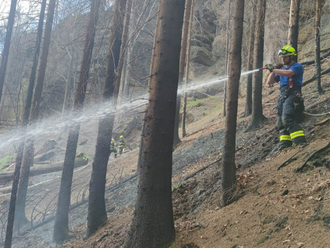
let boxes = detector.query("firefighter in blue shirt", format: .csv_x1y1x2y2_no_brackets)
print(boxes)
266,45,306,150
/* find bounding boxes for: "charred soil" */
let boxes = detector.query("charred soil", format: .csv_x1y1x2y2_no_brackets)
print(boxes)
11,61,330,248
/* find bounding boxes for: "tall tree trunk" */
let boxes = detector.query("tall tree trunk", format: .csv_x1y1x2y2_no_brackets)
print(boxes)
86,0,127,237
173,0,193,149
223,1,232,117
0,0,17,114
221,0,244,207
245,0,266,132
121,0,157,101
315,0,323,95
244,1,256,117
53,0,101,243
182,0,194,138
5,0,51,246
123,0,185,247
121,0,135,102
61,50,75,115
288,0,300,62
136,2,160,173
14,0,48,229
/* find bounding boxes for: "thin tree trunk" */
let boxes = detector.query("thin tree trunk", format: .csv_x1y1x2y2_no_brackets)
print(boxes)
121,0,134,102
315,0,323,95
123,0,185,247
221,0,244,207
0,0,17,115
246,0,266,132
223,0,231,117
244,1,256,117
53,0,101,243
173,0,192,149
288,0,300,62
182,0,194,138
14,0,47,230
62,50,75,115
86,0,127,237
5,0,50,246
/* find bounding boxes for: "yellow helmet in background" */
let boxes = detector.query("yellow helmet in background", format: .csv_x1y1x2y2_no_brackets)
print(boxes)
120,135,123,138
76,152,83,157
278,45,297,57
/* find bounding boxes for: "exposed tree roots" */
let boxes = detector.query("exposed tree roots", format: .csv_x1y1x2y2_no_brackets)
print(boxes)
295,141,330,172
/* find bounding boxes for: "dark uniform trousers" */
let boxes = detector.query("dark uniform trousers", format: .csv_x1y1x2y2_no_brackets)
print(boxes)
277,85,306,148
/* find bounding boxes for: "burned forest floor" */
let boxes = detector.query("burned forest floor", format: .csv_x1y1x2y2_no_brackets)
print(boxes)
10,60,330,248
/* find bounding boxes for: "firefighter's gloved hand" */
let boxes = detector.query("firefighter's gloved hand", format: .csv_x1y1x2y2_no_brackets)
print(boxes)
265,64,275,72
275,63,283,69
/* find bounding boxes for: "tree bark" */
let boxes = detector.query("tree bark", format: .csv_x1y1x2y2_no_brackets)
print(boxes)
244,1,256,117
0,0,18,115
288,0,300,62
5,0,51,246
315,0,323,95
123,0,185,247
223,0,232,118
246,0,266,132
182,0,194,138
86,0,127,237
14,0,47,230
173,0,193,149
121,0,135,101
53,0,101,243
221,0,244,207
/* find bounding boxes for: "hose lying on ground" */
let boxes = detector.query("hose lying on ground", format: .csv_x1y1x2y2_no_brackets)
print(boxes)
303,111,330,117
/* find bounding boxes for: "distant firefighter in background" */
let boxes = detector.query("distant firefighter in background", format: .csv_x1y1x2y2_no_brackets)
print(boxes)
118,135,126,155
110,138,117,158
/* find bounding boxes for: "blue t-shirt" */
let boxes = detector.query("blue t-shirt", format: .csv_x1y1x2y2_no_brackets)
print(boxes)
274,63,304,87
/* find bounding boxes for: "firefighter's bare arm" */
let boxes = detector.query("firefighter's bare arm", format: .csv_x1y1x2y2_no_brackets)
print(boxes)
272,68,295,77
266,72,276,87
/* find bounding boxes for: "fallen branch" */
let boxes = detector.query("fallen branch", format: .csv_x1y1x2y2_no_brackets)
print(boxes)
303,68,330,86
295,141,330,172
315,118,330,126
301,50,330,66
303,111,330,117
184,159,221,181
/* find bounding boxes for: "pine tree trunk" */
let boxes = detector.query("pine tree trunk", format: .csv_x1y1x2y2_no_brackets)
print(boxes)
246,0,266,132
315,0,323,95
5,0,50,245
123,0,185,247
182,0,194,138
223,0,232,118
173,0,192,149
121,0,134,101
86,0,127,237
244,1,256,117
62,51,75,115
53,0,101,243
0,0,17,114
288,0,300,61
14,0,47,229
221,0,244,207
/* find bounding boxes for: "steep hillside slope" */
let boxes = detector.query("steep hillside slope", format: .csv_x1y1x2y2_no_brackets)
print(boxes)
58,55,330,248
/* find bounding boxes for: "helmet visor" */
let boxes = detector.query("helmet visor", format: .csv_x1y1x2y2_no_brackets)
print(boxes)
278,49,290,57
